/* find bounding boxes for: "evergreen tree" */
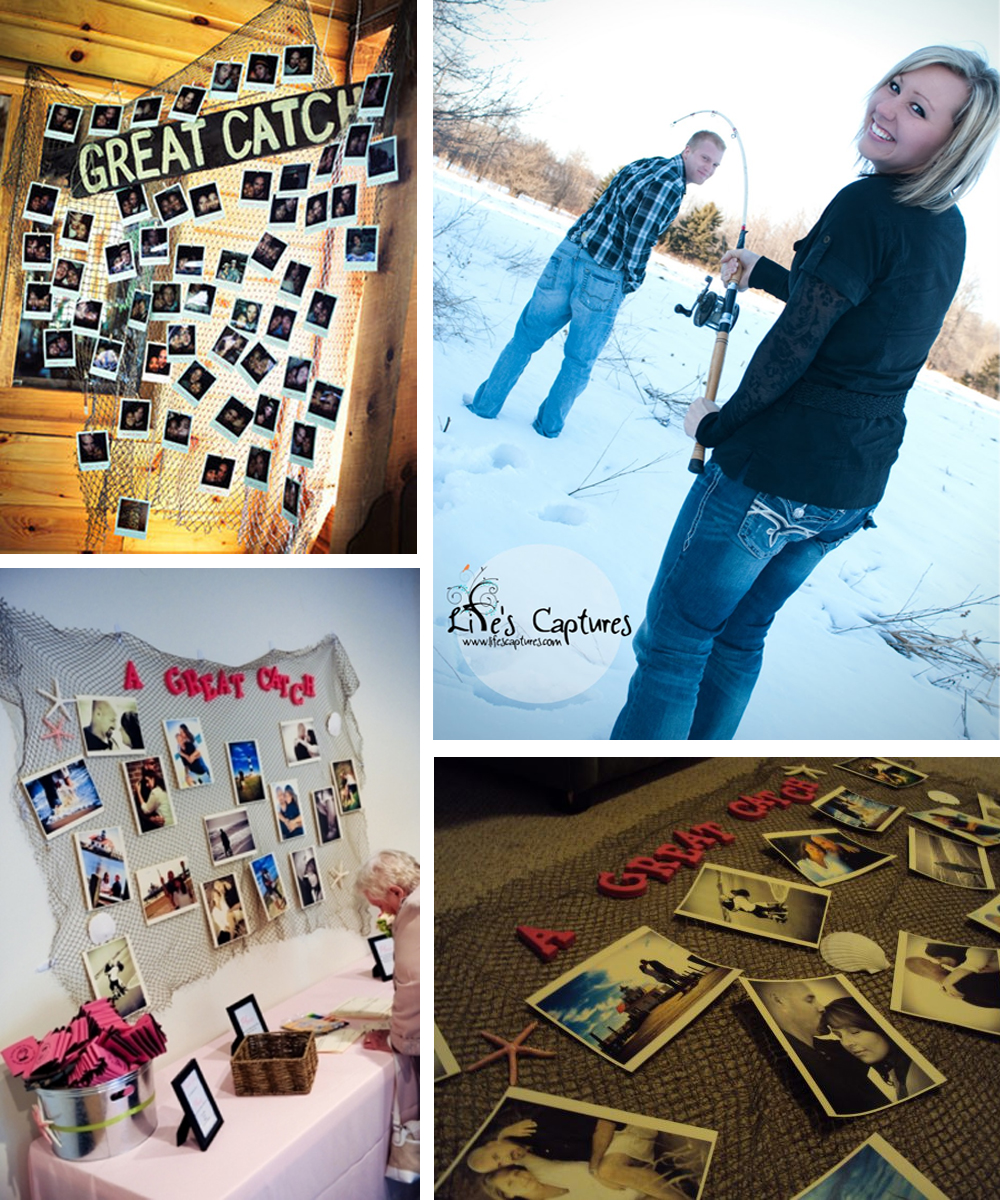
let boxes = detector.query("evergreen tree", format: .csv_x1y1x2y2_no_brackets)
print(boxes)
658,202,729,268
961,352,999,399
587,167,622,211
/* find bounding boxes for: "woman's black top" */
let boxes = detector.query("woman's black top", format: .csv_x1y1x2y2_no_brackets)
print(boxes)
696,173,965,507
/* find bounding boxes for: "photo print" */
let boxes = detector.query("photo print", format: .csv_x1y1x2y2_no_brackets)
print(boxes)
128,290,152,331
244,445,272,491
764,828,895,887
163,717,212,789
140,227,170,266
303,191,328,230
968,894,1000,936
307,381,343,430
276,161,310,197
282,45,315,83
45,103,83,142
836,758,928,789
173,243,205,281
358,72,392,120
114,497,150,540
282,355,312,400
891,931,1000,1037
83,934,148,1017
980,793,1000,823
270,779,305,841
279,719,320,766
91,338,125,382
281,476,300,526
252,393,281,438
23,181,60,225
43,329,76,369
239,168,272,208
226,739,266,804
77,695,145,756
290,846,324,907
22,282,53,320
289,421,317,468
89,104,124,137
73,298,104,335
434,1026,460,1084
169,85,207,121
201,873,250,948
250,852,288,919
311,786,340,844
811,785,904,834
366,136,398,185
135,857,197,925
104,240,137,282
315,140,339,179
152,183,191,227
248,231,288,275
190,181,223,223
268,194,299,231
199,453,236,496
210,60,243,96
264,303,296,348
245,52,279,90
789,1133,949,1200
328,183,357,225
204,809,258,867
674,863,830,949
61,210,94,248
278,259,311,304
343,123,372,160
344,225,378,271
74,827,131,909
117,397,152,439
114,183,150,226
435,1087,718,1200
215,247,250,290
51,257,84,297
130,95,163,127
740,972,945,1118
908,826,994,890
211,396,254,444
141,342,170,383
151,281,181,317
909,807,1000,847
331,759,361,813
235,341,278,390
162,409,193,452
22,232,54,270
183,281,217,322
208,325,249,369
167,323,197,362
231,298,262,335
21,758,103,841
76,430,110,471
173,359,217,406
303,290,337,337
527,925,740,1073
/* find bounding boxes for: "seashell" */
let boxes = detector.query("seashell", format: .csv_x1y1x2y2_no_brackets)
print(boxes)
927,790,960,806
820,931,889,974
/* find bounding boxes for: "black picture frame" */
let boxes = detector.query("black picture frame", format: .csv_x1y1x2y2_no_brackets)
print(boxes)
226,992,267,1052
368,933,394,981
171,1058,223,1151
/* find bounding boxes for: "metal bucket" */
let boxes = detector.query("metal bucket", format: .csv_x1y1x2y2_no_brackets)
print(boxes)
35,1063,157,1161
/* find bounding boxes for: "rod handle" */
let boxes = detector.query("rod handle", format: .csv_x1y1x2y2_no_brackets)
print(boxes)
688,444,706,474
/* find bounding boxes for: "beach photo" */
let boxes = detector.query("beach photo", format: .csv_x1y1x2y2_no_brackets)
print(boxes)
675,864,829,948
21,758,103,840
790,1133,948,1200
811,786,904,834
73,826,130,908
204,809,258,867
908,826,994,890
764,828,895,887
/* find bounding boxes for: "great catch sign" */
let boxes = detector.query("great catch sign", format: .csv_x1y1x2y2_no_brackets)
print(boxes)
70,85,361,198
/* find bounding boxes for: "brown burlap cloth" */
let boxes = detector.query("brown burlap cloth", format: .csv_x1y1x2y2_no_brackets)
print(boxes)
434,760,1000,1199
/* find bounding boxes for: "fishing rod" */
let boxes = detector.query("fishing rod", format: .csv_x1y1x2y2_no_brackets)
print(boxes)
670,110,749,473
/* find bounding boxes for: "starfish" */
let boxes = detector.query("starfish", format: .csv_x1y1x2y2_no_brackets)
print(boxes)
36,678,75,722
39,713,75,753
328,865,350,889
465,1021,556,1086
782,764,826,780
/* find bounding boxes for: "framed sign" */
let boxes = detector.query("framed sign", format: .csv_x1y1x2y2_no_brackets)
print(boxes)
226,993,267,1052
172,1058,224,1151
368,933,394,981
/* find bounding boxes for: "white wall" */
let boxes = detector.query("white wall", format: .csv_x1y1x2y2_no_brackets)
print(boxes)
0,566,419,1200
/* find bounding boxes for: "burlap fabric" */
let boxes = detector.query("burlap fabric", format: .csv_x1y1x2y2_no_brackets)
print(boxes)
434,760,1000,1199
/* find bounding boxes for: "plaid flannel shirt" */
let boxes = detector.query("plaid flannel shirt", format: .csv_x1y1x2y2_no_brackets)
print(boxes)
566,155,687,294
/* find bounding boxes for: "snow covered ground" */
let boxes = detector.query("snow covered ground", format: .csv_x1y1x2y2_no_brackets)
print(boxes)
433,165,1000,741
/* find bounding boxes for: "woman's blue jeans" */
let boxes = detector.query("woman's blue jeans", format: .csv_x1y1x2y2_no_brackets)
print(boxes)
469,238,625,437
611,462,875,740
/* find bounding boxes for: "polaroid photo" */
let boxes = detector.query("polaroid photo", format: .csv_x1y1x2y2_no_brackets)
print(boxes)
76,430,110,471
172,360,217,406
23,282,53,321
328,183,357,226
116,397,152,439
23,182,60,226
741,972,944,1118
43,329,76,369
235,341,278,391
331,759,361,814
141,341,171,384
789,1134,949,1200
83,934,148,1018
201,873,251,949
21,758,104,841
88,105,124,138
267,194,299,231
279,719,320,766
310,786,340,844
891,930,1000,1037
135,857,198,926
345,225,378,271
91,338,125,382
366,137,398,185
61,210,94,248
183,281,217,323
208,325,249,370
152,183,191,228
248,231,288,276
252,394,281,439
315,140,339,179
199,453,236,496
169,86,207,121
289,421,317,468
226,740,266,804
211,396,254,444
675,863,830,949
151,281,182,317
173,244,205,282
811,785,904,834
22,232,54,270
270,779,306,841
74,827,131,909
980,791,1000,824
114,497,150,540
130,95,163,128
908,826,994,890
162,717,213,789
250,852,289,920
244,445,272,492
190,181,224,224
209,60,243,97
45,103,83,142
764,828,895,887
52,257,84,297
128,290,152,331
276,162,311,198
527,925,739,1073
303,191,328,231
139,226,169,266
278,259,311,305
968,893,1000,936
282,476,301,526
343,123,372,161
836,758,928,789
76,695,145,757
433,1025,460,1084
282,45,315,84
358,72,392,120
167,323,197,362
282,355,312,401
162,409,193,453
291,848,325,910
245,52,279,91
229,298,262,336
307,381,343,430
114,183,151,227
303,290,337,337
73,298,104,335
204,809,258,868
239,168,272,209
263,303,296,349
104,240,137,282
909,807,1000,847
215,248,249,291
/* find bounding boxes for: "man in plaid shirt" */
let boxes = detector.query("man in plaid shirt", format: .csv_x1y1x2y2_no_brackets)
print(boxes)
465,131,726,437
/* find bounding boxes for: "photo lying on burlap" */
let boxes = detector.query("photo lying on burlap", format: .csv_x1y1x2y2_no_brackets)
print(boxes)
675,863,829,948
811,785,904,834
891,931,1000,1037
908,827,994,890
764,828,895,887
789,1133,949,1200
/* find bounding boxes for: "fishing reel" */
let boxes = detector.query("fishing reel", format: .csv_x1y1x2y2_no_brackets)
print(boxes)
674,275,739,332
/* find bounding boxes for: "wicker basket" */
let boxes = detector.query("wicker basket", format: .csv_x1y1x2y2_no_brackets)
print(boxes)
231,1031,318,1096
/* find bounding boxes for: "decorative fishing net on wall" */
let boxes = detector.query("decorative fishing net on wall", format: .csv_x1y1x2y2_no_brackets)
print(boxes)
1,0,403,553
0,599,373,1011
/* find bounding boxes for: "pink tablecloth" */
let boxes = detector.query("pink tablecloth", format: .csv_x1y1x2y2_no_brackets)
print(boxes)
29,960,395,1200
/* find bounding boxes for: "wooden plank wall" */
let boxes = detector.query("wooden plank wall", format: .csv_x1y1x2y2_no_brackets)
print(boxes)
0,0,413,554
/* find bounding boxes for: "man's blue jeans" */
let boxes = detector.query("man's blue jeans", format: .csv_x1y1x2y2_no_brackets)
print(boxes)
469,237,625,437
611,463,875,739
